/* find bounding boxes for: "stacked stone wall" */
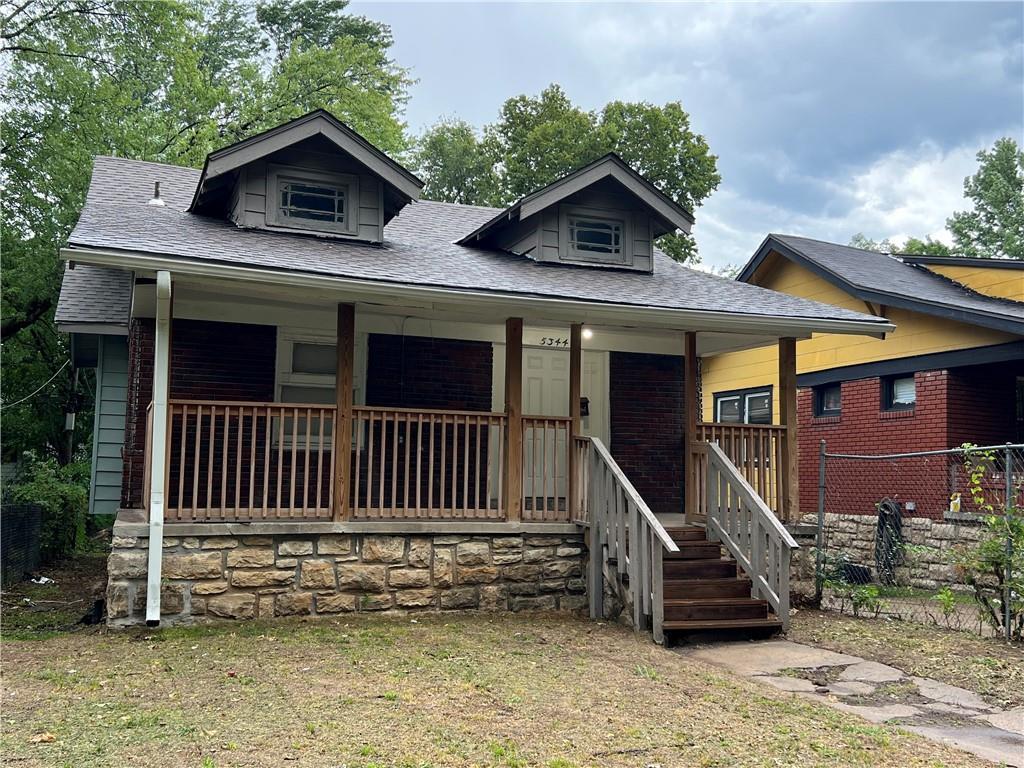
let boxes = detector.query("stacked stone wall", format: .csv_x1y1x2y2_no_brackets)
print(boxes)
107,531,587,626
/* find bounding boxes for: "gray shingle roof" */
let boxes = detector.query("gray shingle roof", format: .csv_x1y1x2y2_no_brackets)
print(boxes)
60,156,889,329
745,234,1024,335
55,262,133,328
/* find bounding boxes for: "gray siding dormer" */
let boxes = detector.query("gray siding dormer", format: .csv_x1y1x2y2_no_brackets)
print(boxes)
228,137,385,243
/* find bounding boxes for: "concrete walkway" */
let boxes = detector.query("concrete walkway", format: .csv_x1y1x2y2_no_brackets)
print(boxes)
678,639,1024,766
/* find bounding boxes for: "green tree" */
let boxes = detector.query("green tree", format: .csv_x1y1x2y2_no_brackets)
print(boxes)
414,84,721,263
1,0,410,462
848,233,950,257
412,118,499,206
948,137,1024,261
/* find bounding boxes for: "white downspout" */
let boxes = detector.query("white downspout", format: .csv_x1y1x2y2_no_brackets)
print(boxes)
145,270,172,626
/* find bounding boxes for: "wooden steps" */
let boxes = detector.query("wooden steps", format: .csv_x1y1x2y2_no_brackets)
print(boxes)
660,525,782,638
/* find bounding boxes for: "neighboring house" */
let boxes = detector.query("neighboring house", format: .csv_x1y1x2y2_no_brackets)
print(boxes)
55,111,890,638
701,234,1024,521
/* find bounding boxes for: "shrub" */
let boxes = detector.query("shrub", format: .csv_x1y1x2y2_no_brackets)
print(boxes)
6,453,89,564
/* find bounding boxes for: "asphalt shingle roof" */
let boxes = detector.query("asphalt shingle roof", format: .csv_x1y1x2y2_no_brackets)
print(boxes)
762,234,1024,333
55,262,133,328
59,157,889,329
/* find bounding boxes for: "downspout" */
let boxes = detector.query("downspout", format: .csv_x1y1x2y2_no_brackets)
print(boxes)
145,270,172,626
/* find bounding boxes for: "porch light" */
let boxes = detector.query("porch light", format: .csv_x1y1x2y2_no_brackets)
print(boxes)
581,328,593,340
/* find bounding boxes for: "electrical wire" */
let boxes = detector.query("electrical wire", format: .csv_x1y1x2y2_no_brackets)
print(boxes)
0,359,71,410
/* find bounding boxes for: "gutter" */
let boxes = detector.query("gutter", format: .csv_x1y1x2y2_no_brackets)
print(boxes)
145,271,172,625
62,246,895,339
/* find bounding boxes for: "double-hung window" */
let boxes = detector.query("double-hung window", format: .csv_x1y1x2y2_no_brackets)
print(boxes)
277,337,337,447
714,387,772,424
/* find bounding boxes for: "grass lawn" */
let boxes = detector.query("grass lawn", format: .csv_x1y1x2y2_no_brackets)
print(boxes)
2,609,993,768
789,608,1024,709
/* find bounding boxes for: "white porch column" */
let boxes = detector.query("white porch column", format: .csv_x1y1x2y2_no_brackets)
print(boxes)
145,270,172,625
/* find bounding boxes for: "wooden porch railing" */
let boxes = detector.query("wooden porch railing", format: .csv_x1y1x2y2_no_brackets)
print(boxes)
694,422,786,518
581,436,680,643
351,406,506,520
703,440,799,629
521,415,571,522
164,400,336,522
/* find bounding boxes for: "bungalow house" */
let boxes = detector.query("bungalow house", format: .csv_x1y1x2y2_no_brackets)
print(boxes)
700,235,1024,525
55,111,891,640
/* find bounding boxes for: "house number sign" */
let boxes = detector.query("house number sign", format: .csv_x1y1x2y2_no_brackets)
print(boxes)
537,336,569,348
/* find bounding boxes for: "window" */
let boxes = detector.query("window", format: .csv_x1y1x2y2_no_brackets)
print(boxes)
568,215,623,257
883,375,916,410
814,383,842,417
279,180,346,225
267,165,359,236
714,387,772,424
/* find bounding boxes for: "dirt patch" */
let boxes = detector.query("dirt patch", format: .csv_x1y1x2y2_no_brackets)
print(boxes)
788,609,1024,710
1,549,107,639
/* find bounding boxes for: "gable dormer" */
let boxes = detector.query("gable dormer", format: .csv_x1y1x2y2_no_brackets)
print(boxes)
189,110,423,244
457,154,694,273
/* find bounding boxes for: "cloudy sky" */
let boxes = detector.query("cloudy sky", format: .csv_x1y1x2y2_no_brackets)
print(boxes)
350,1,1023,268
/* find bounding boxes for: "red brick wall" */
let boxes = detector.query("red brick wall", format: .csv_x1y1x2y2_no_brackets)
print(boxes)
946,361,1022,447
798,371,951,519
609,352,685,515
366,334,492,411
122,319,276,508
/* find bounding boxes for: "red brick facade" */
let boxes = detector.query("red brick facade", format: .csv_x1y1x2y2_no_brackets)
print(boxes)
122,319,277,508
798,361,1022,519
365,334,492,411
609,352,685,515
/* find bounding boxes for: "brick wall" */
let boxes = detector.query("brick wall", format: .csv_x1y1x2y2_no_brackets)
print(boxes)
609,352,685,515
366,334,492,411
798,371,951,519
122,319,277,508
946,361,1022,447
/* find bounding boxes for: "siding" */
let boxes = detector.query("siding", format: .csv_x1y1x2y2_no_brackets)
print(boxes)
922,263,1024,301
90,336,128,515
701,256,1019,421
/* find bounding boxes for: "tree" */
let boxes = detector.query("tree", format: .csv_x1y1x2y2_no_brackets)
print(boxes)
413,84,721,263
948,138,1024,261
1,0,411,462
412,119,499,206
848,233,950,257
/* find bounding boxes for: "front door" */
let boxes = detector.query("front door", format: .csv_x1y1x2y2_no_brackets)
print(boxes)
523,347,570,505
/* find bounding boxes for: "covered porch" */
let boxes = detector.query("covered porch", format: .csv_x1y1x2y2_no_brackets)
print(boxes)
135,272,803,530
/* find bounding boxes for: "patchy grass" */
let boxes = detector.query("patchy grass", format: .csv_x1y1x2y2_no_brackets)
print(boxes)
1,611,991,768
789,609,1024,709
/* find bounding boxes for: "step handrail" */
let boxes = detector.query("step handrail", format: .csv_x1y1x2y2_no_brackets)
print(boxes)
582,436,679,643
703,440,799,630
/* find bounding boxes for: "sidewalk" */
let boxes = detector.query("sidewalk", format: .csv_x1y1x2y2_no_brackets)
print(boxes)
678,639,1024,766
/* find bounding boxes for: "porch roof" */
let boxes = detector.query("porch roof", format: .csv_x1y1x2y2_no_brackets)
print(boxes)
59,156,892,337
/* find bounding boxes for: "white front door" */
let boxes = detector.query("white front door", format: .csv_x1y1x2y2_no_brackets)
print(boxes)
522,348,570,503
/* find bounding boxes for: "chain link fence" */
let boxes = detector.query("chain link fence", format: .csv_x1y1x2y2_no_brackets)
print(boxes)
813,442,1024,640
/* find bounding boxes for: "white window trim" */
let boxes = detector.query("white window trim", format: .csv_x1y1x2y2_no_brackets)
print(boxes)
715,394,741,422
275,329,367,448
267,164,360,237
558,204,633,266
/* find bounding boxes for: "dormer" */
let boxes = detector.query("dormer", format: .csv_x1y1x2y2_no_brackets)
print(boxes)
189,110,423,244
457,154,694,273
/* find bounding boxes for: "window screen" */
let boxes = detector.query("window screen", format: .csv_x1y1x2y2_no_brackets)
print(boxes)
815,383,841,416
745,392,772,424
714,387,772,424
716,396,742,423
292,342,337,375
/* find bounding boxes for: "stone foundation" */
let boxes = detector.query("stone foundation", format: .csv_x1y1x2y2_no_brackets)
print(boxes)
790,512,984,599
106,530,587,626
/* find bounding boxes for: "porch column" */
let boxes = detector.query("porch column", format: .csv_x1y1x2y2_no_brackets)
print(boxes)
334,303,355,521
568,323,583,518
683,331,699,522
145,270,172,625
504,318,524,521
779,337,799,522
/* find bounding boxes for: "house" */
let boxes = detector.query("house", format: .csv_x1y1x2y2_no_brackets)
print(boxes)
55,111,891,639
700,234,1024,528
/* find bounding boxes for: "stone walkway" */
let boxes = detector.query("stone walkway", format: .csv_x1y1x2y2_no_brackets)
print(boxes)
678,639,1024,766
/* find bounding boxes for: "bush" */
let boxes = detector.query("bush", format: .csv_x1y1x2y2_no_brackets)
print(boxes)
6,453,89,564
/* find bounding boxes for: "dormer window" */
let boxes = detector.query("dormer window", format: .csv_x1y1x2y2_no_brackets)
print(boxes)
267,164,359,236
569,215,623,258
280,179,347,225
